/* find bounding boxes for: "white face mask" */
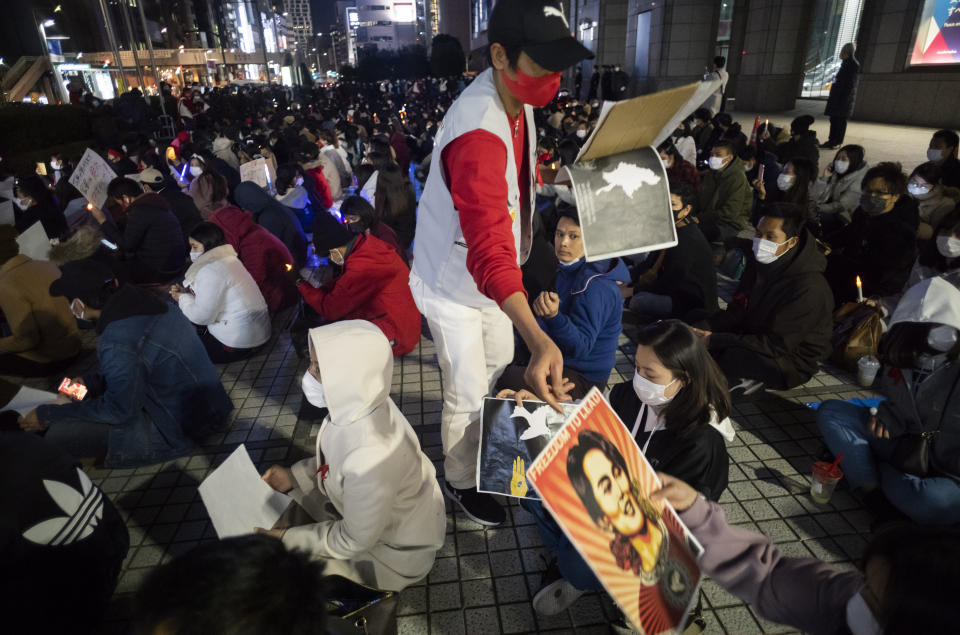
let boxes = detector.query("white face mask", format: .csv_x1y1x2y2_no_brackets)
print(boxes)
936,234,960,258
708,156,727,171
908,183,932,198
189,166,203,177
776,174,795,191
576,129,588,139
189,250,203,262
928,324,958,353
301,370,327,408
51,161,62,171
845,590,881,635
752,237,789,264
928,148,944,163
295,176,304,187
835,159,850,174
633,371,678,407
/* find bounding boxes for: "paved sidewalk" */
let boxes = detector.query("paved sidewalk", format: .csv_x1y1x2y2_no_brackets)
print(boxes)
732,98,937,170
54,319,879,635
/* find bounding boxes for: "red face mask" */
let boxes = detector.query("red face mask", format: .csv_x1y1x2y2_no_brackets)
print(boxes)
502,67,561,107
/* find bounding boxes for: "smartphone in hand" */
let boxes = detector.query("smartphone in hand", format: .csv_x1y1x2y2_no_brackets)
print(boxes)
58,378,88,401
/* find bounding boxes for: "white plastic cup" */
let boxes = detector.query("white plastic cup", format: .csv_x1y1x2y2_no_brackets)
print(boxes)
857,355,880,387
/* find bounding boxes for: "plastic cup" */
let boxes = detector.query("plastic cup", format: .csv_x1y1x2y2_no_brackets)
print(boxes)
857,355,881,387
810,461,843,505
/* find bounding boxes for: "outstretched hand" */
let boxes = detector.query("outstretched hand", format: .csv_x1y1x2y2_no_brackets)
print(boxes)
524,337,570,412
650,473,699,512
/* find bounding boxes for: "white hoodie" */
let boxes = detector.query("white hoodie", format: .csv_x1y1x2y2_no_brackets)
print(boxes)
284,320,446,591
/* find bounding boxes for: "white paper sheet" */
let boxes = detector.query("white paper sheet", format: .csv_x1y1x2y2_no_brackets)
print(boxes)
3,386,60,416
16,222,51,260
198,444,292,538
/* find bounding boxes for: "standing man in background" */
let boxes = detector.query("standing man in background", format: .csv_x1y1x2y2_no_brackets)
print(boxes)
410,0,593,526
822,43,860,150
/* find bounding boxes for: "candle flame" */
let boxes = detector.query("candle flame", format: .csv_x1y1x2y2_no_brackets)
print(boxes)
284,263,293,272
86,202,94,211
856,275,862,287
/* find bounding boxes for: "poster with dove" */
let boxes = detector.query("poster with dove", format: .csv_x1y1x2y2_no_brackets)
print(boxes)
560,146,676,262
476,397,578,500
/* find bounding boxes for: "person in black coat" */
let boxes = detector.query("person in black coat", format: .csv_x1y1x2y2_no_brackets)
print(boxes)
13,175,68,240
138,168,202,238
93,177,188,283
823,43,860,149
628,183,718,323
776,115,821,173
825,162,919,303
698,203,835,390
0,425,129,635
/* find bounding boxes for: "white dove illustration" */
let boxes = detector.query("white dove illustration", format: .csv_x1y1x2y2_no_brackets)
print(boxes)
512,404,553,440
22,468,104,546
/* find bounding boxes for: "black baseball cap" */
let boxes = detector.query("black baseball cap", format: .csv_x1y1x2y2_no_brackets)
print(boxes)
49,259,117,304
488,0,594,73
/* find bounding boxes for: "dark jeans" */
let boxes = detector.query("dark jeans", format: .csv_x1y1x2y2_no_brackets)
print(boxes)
495,364,607,401
0,352,77,378
198,328,259,364
521,499,602,591
828,116,848,145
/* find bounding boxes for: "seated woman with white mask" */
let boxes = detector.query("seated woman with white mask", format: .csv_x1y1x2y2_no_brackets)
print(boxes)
498,319,733,617
169,222,271,364
257,321,446,592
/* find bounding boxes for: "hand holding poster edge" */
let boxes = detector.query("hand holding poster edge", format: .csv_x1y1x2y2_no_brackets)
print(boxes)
526,387,704,634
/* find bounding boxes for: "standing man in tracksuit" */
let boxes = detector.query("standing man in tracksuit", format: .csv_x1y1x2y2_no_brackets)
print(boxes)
409,0,593,526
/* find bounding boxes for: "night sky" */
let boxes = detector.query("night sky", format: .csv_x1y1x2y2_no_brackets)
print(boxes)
310,0,337,31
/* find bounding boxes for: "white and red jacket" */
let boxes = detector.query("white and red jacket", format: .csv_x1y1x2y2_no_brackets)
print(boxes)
411,68,537,308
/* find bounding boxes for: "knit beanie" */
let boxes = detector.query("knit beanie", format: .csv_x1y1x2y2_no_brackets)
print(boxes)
312,210,354,253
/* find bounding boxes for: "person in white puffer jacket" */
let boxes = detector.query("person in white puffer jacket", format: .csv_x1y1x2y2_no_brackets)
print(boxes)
169,222,271,364
258,320,446,592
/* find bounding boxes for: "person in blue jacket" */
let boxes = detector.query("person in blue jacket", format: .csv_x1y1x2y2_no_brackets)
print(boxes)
498,207,629,399
17,259,234,468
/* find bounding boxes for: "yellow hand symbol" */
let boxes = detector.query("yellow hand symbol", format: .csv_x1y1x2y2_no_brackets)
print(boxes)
511,456,528,497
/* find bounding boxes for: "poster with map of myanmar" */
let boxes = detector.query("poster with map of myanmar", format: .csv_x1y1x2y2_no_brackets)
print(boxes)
555,80,720,262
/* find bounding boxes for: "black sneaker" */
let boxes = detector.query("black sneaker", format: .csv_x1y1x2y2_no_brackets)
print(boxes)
442,480,505,526
532,560,584,616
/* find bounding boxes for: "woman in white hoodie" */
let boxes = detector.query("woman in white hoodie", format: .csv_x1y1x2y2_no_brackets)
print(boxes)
258,321,446,592
169,222,271,363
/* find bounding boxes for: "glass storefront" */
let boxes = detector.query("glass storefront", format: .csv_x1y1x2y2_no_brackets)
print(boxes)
801,0,865,98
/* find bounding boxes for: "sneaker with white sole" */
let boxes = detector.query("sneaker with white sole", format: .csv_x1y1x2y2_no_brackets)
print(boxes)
442,480,505,526
532,560,584,616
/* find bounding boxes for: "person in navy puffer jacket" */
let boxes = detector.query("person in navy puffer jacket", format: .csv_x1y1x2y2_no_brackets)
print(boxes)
499,207,629,399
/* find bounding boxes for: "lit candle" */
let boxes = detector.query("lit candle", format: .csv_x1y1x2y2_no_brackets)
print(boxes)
856,275,863,302
86,202,94,211
284,263,293,272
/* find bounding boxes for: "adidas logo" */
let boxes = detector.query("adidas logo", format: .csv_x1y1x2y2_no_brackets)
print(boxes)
22,468,104,546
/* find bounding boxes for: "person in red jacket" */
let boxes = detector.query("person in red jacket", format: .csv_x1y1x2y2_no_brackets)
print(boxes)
298,211,420,356
209,205,298,315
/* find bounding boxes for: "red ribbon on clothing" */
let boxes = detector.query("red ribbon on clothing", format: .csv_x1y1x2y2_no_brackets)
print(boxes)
316,464,330,481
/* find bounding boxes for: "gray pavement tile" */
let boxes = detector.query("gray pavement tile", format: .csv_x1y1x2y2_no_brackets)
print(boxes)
430,610,466,635
428,582,462,611
464,607,500,632
462,578,497,607
715,605,763,634
499,602,536,634
397,614,429,635
495,575,530,603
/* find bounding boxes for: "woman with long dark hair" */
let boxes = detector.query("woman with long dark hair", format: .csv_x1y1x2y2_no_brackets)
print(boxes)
751,157,815,223
374,163,417,250
499,319,733,616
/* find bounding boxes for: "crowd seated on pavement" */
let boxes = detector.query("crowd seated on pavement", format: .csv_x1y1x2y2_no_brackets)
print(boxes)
2,21,960,632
